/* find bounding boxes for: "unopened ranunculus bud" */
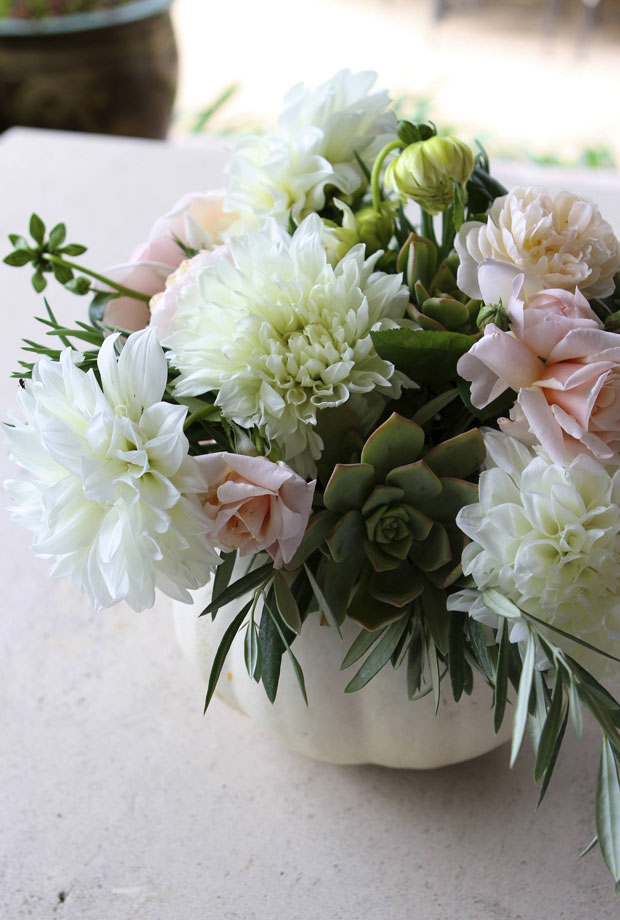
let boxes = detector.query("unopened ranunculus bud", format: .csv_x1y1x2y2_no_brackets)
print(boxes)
385,136,474,215
356,202,395,252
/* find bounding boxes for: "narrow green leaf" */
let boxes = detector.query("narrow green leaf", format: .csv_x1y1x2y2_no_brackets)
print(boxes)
243,620,261,679
199,561,272,617
534,677,566,781
304,563,342,637
29,213,45,245
412,387,459,426
579,835,599,859
596,738,620,883
274,571,302,634
203,601,251,713
569,675,584,741
258,593,285,703
341,625,386,670
427,631,441,714
467,618,494,683
345,615,410,693
537,706,568,808
522,609,620,663
407,631,424,699
286,510,340,569
212,550,237,606
265,599,308,705
48,222,66,250
448,611,466,702
494,621,510,733
510,631,536,767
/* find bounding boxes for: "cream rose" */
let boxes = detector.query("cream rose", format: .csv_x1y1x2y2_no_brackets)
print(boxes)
196,453,316,569
149,246,230,341
456,186,620,301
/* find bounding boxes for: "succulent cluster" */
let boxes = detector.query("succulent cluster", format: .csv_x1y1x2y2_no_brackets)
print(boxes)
398,234,481,335
307,413,484,631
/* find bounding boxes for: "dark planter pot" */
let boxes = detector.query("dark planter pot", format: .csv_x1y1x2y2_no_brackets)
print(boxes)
0,0,178,138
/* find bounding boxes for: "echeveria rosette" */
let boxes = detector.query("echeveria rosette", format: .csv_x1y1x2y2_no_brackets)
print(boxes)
317,413,485,630
164,215,411,478
4,328,220,612
455,430,620,681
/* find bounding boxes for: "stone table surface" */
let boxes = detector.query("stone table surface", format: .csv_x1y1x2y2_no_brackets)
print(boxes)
1,127,620,920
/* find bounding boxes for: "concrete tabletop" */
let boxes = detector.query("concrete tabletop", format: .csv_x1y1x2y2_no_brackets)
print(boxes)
1,128,619,920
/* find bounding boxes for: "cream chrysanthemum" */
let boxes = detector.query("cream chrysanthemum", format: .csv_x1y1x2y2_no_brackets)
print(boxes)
455,429,620,679
164,215,411,477
456,186,620,300
225,70,397,223
4,329,219,612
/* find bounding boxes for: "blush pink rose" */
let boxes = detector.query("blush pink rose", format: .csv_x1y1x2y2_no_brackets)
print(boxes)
103,191,245,333
149,246,231,341
196,452,316,569
458,283,620,464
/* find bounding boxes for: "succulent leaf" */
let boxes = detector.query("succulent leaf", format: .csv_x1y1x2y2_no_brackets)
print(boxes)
410,522,452,572
324,463,375,512
361,484,406,516
348,567,408,630
326,510,365,562
416,477,478,522
370,562,425,608
364,538,402,572
320,553,365,624
361,413,424,482
386,459,442,505
423,429,486,480
422,297,470,330
287,509,341,569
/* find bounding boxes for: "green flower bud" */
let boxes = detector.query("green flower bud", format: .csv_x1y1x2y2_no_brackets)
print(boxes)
385,136,474,216
476,301,509,332
355,202,395,252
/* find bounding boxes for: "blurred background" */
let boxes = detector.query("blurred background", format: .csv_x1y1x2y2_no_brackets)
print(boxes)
1,0,619,169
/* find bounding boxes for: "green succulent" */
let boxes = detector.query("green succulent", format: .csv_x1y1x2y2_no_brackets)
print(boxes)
397,233,481,334
314,412,484,631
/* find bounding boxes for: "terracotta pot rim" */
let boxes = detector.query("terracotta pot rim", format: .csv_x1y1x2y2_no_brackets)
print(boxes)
0,0,174,36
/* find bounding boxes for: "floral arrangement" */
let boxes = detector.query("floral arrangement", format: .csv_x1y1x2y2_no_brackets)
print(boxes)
4,70,620,889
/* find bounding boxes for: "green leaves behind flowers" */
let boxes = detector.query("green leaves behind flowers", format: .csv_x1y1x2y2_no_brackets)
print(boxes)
4,213,89,297
372,327,478,385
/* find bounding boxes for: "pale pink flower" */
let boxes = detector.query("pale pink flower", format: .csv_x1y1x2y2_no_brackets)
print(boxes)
458,280,620,465
196,453,315,568
149,246,230,341
103,192,245,333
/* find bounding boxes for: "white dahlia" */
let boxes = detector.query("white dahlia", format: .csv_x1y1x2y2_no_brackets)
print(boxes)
456,186,620,301
455,429,620,679
164,215,411,477
4,329,219,612
225,70,397,223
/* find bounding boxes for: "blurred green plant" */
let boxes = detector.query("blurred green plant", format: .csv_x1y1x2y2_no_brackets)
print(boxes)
0,0,134,17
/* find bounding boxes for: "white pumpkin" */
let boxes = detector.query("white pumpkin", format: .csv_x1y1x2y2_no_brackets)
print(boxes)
173,573,512,769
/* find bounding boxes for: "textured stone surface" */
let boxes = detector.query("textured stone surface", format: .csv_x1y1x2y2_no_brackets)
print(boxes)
1,129,620,919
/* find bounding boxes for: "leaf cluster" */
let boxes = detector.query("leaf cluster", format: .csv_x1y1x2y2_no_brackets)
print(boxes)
4,214,88,296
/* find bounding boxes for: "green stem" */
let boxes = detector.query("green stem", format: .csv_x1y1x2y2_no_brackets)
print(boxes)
43,253,151,302
370,139,402,211
183,404,220,430
421,209,437,247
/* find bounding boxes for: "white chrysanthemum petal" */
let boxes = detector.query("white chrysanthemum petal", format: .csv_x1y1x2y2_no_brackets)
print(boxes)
456,429,620,680
4,330,219,612
165,217,411,474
